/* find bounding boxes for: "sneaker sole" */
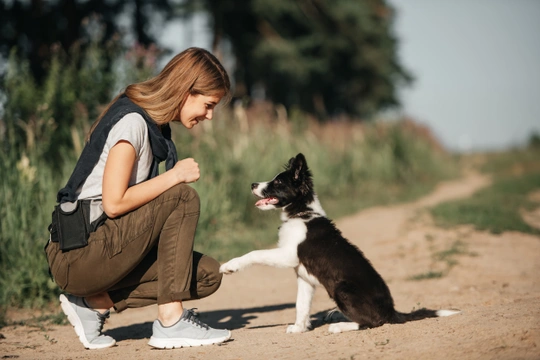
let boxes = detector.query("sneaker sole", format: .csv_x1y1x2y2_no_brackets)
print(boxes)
147,331,231,349
59,294,116,350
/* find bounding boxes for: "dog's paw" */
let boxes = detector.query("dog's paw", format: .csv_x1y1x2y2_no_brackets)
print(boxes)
286,323,310,334
219,258,243,274
328,323,343,334
328,322,360,334
324,308,347,323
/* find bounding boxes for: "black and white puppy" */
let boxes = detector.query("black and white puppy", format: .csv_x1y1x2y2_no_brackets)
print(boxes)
219,153,459,333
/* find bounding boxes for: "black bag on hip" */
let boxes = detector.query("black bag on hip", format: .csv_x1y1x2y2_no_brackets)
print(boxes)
48,200,105,251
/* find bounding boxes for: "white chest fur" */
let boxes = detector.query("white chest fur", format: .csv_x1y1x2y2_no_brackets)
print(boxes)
277,219,320,286
277,219,308,248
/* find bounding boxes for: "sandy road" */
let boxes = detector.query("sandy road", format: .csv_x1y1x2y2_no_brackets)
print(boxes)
1,173,539,359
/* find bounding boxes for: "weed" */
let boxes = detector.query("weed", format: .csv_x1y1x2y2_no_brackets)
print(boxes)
408,238,476,281
435,240,468,264
44,334,58,344
408,271,444,281
3,312,68,330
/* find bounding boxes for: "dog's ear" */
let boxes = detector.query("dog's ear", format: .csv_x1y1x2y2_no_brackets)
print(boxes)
285,157,296,171
293,153,308,181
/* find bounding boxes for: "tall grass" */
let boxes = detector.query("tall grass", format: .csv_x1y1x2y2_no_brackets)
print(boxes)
186,112,459,260
0,44,459,314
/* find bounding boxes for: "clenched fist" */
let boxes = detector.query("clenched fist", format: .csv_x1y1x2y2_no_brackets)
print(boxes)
173,158,200,184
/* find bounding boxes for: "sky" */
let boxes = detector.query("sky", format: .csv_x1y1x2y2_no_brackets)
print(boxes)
387,0,540,152
160,1,540,153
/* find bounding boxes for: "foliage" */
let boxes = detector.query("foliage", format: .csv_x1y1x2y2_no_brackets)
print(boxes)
184,0,412,118
0,147,60,308
0,39,164,310
0,0,173,82
1,36,160,170
527,131,540,148
1,0,411,119
431,147,540,235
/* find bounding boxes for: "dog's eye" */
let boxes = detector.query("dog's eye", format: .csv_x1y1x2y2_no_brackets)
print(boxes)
274,179,282,185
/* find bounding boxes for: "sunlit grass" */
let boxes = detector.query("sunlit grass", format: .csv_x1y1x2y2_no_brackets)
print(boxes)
431,147,540,235
0,112,458,310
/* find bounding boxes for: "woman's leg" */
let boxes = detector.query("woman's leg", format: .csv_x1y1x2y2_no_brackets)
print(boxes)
50,184,200,299
107,251,223,312
47,184,208,348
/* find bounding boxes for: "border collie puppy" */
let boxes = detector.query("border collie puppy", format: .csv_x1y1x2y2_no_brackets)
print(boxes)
220,153,460,334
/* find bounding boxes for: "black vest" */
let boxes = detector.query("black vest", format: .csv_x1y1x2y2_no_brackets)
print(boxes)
56,95,178,203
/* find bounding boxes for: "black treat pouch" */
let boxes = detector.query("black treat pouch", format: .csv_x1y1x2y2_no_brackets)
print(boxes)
54,200,90,251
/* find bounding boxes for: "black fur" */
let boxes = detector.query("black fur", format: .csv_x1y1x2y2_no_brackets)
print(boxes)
251,154,315,216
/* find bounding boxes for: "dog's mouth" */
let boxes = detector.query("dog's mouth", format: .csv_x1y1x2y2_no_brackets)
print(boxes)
255,197,279,207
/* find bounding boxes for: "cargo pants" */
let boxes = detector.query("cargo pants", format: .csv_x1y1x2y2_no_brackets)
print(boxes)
45,184,222,312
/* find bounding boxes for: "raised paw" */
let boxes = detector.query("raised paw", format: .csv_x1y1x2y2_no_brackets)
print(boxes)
219,258,242,274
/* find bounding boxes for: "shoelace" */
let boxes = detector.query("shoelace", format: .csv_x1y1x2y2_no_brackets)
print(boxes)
182,308,210,330
96,310,111,333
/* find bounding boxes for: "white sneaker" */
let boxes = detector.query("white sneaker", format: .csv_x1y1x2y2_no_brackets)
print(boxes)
59,294,116,349
148,308,231,349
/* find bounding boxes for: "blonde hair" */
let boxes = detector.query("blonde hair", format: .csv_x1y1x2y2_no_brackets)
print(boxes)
87,47,231,140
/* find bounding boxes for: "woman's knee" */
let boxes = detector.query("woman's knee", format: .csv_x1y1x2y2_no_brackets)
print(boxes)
195,254,223,299
166,184,200,209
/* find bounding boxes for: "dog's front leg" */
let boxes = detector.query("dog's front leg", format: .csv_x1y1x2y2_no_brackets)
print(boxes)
220,248,298,274
286,276,315,333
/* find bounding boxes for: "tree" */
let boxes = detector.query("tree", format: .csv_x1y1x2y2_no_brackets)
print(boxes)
184,0,412,118
0,0,173,83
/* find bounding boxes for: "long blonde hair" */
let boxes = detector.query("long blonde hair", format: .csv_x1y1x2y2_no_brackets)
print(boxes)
87,47,231,141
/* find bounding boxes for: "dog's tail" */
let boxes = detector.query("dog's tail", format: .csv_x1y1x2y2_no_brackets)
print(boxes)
391,308,461,324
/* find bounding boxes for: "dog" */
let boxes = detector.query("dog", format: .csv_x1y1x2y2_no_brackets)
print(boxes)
219,153,460,333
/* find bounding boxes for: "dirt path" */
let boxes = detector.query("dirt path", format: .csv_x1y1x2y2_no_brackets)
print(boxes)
2,173,540,360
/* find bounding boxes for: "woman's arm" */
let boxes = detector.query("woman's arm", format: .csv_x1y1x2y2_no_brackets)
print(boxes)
102,140,199,218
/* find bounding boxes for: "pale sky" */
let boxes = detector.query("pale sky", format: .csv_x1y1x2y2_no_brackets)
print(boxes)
159,1,540,152
388,0,540,152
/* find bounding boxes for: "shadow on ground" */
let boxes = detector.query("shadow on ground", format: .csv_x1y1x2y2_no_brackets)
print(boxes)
105,302,307,341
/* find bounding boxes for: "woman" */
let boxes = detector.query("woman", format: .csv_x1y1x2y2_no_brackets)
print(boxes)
45,47,232,350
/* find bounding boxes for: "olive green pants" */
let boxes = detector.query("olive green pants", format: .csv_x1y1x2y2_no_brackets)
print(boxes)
45,184,222,312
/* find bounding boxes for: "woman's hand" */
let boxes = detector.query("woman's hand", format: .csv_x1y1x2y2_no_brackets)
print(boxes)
172,158,200,184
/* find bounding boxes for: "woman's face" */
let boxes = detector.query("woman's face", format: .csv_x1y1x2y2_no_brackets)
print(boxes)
177,93,223,129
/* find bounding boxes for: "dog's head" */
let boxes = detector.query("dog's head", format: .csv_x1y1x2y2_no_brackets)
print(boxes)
251,153,314,211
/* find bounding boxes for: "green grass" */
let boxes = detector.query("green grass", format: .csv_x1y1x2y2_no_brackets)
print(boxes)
408,271,445,281
431,147,540,235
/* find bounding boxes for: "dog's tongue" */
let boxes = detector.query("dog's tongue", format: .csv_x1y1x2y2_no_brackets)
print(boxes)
255,197,279,207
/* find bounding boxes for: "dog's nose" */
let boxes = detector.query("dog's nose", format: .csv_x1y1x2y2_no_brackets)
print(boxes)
251,183,258,190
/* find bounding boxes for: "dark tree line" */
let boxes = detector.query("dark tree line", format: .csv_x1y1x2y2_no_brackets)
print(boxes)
0,0,411,119
0,0,173,82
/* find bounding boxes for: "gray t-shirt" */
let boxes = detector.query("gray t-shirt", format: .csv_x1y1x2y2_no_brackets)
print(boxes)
77,112,153,200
